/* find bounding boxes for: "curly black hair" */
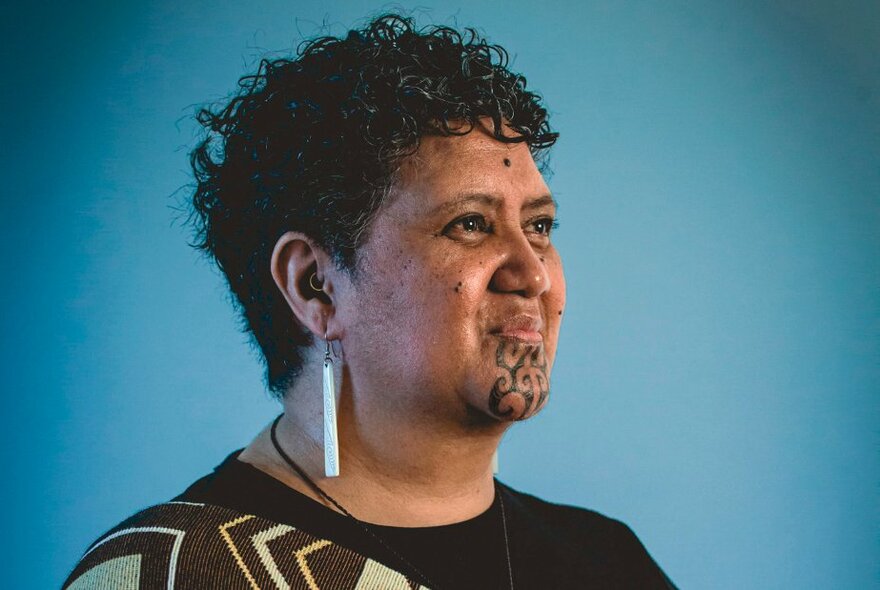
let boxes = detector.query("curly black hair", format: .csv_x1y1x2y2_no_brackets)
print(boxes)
188,13,558,397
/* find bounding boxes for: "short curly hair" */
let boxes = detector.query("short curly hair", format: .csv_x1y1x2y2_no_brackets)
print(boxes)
188,13,558,397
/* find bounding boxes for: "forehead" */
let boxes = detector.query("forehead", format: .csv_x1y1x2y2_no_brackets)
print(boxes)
390,127,551,213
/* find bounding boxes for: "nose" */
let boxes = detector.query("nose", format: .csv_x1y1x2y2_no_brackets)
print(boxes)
489,231,551,298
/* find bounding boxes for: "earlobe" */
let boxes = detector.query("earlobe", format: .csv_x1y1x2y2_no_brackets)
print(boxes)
270,232,336,338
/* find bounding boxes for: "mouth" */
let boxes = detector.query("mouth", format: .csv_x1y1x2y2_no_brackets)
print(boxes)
489,314,544,344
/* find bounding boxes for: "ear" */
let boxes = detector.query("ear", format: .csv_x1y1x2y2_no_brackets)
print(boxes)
270,231,340,340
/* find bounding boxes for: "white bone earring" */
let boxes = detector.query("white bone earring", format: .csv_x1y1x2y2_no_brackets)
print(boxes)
323,336,340,477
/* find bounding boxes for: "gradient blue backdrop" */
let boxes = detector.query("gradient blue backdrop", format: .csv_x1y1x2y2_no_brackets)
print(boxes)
3,1,878,588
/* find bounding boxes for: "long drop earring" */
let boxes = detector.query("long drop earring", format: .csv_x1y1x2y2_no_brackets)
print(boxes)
492,449,499,475
323,335,340,477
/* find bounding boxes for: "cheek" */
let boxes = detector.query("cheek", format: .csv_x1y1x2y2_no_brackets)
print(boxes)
377,267,485,386
551,262,566,313
345,250,423,340
429,249,493,307
446,260,501,338
548,248,566,306
371,255,481,343
426,269,484,338
544,255,567,361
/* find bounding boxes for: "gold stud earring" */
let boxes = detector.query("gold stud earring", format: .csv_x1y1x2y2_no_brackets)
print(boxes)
309,273,324,292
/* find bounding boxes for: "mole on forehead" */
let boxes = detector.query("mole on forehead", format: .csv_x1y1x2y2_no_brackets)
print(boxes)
503,158,512,167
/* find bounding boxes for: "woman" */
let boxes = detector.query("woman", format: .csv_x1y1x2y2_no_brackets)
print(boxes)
64,14,676,589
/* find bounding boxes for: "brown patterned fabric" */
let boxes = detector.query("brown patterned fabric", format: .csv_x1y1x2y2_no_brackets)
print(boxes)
63,501,428,590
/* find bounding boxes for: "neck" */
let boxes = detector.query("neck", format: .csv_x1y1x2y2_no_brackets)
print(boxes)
239,364,506,527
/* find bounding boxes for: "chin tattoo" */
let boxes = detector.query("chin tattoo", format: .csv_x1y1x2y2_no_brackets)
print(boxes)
488,340,550,420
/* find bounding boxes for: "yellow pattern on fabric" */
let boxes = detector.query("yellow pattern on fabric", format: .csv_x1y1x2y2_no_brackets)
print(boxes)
294,539,333,590
219,514,261,589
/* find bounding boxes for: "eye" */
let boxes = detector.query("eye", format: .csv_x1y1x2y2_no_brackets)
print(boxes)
443,214,491,238
529,216,558,236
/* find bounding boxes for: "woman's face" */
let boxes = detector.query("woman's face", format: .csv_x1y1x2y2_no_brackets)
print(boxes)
334,125,566,428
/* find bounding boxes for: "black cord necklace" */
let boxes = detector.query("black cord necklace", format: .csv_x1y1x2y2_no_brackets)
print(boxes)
269,414,514,590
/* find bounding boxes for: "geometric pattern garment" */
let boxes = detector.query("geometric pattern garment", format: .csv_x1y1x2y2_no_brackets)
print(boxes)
63,501,429,590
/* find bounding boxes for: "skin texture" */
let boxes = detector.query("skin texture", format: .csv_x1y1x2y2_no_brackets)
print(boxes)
240,122,566,526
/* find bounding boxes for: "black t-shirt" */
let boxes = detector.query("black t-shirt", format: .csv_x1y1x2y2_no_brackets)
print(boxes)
177,452,677,590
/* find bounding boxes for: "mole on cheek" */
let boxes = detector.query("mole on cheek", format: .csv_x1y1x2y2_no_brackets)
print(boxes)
503,158,511,167
454,281,462,293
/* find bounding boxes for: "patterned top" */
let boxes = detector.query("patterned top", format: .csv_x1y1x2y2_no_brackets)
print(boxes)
63,454,679,589
64,500,428,590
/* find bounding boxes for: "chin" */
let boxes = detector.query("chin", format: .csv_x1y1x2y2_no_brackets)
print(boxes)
485,338,551,421
491,391,550,422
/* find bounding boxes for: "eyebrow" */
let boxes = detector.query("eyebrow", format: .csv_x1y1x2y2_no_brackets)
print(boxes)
522,194,558,212
428,193,557,216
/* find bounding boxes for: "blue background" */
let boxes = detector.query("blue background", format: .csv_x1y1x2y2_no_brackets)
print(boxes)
3,1,878,588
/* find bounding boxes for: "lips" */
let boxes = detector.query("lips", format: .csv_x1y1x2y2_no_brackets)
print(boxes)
489,314,544,343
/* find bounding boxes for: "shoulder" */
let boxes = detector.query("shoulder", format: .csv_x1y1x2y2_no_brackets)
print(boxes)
498,481,631,539
62,501,248,589
62,501,430,590
497,482,678,589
